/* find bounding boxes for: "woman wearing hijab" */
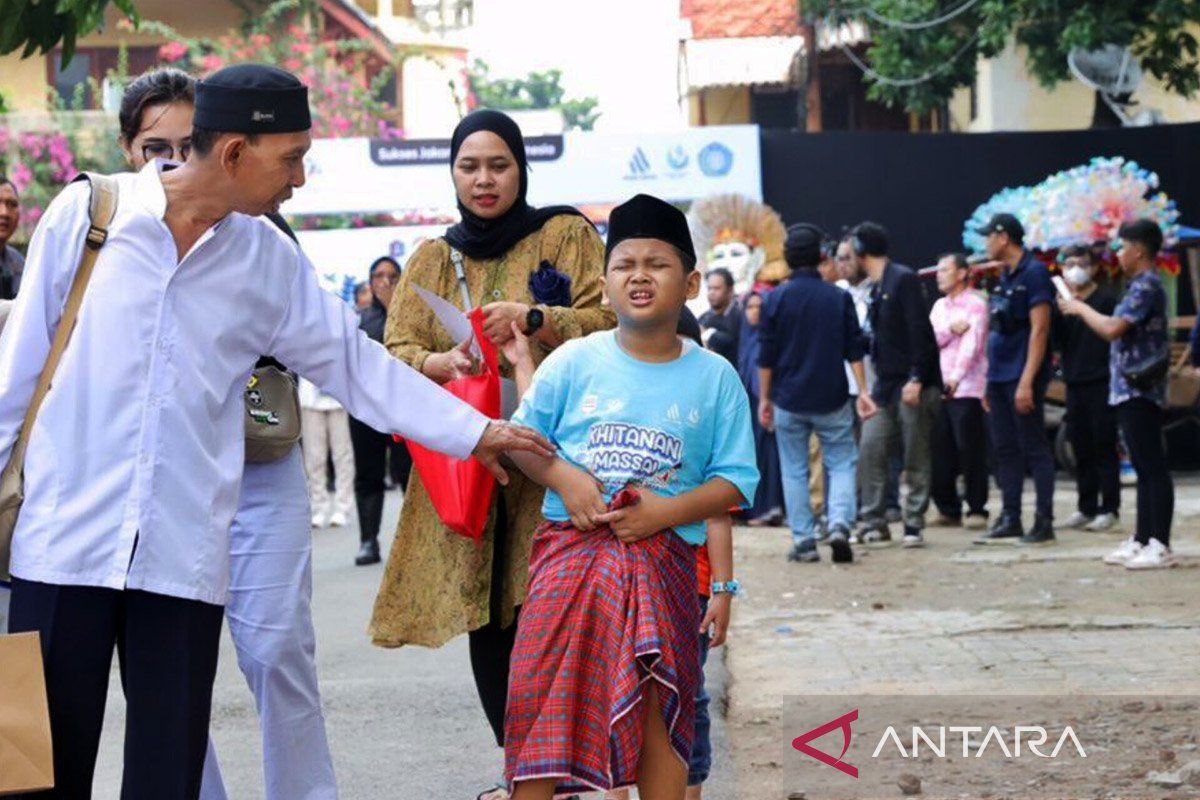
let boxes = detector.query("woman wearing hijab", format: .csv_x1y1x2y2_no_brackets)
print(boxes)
368,109,614,798
738,291,785,525
348,254,412,566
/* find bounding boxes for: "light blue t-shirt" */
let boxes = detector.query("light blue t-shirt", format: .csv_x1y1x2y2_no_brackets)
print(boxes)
512,330,759,545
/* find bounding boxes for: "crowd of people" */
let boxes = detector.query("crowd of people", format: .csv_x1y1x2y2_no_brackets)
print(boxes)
699,211,1178,571
0,57,1186,800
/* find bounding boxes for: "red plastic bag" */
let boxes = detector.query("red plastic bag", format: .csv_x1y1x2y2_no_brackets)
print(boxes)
403,308,500,543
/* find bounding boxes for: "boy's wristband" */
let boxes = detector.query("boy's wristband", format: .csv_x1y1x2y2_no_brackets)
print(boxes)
711,580,741,596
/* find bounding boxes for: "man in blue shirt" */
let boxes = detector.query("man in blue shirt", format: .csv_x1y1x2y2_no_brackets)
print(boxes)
759,223,876,564
974,213,1057,545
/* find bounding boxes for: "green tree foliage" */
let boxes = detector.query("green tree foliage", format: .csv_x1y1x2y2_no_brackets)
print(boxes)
808,0,1200,114
467,59,602,130
0,0,139,63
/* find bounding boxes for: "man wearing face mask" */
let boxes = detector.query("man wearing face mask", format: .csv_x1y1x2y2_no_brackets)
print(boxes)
1054,245,1121,531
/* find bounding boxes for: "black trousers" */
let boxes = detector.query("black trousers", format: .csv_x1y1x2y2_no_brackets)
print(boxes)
348,416,410,543
988,379,1056,519
1065,380,1121,517
7,578,224,800
467,492,521,747
931,397,990,518
1117,398,1174,546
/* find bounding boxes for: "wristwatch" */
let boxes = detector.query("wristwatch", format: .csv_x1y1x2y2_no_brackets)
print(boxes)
525,306,545,335
711,580,741,596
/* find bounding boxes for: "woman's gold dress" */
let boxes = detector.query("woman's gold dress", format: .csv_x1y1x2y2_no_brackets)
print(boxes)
369,214,615,647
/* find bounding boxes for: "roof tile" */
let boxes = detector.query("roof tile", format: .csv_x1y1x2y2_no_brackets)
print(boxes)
681,0,801,39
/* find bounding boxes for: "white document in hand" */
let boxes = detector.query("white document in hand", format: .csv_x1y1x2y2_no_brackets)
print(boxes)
413,284,482,359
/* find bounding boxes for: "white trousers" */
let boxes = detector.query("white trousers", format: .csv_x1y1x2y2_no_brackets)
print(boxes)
201,447,338,800
301,408,356,521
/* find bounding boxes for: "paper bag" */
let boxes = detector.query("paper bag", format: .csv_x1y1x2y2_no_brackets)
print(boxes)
0,631,54,795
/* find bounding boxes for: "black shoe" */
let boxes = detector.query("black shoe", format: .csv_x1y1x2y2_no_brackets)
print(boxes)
974,513,1023,545
355,538,381,565
787,541,820,563
827,526,853,563
861,526,893,547
901,526,925,548
1019,515,1056,546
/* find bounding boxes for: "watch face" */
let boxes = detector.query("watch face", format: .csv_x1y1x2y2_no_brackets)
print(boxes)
527,308,545,331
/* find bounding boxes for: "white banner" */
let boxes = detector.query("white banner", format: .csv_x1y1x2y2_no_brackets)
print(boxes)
285,125,762,216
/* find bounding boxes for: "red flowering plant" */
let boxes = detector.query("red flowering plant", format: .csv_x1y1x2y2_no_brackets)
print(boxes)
0,119,126,245
140,1,405,140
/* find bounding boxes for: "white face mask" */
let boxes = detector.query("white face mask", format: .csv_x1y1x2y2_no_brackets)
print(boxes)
1064,265,1092,287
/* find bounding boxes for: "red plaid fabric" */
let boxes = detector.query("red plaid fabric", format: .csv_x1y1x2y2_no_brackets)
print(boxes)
504,505,700,796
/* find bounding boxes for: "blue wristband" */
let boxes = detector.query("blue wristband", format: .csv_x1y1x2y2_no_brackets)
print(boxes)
711,580,741,596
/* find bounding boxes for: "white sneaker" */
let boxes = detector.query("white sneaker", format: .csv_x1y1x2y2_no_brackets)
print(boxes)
1085,513,1117,532
1125,539,1176,570
1056,511,1093,530
311,512,326,528
329,511,347,527
1103,537,1143,566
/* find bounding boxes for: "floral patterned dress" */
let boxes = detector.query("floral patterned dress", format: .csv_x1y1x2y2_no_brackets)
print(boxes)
369,214,614,647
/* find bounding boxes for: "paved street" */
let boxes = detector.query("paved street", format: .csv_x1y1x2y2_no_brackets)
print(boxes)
726,476,1200,799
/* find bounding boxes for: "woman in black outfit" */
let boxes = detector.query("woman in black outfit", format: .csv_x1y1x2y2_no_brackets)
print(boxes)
349,255,412,565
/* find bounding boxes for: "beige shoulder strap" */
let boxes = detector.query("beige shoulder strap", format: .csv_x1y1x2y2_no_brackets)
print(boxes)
7,173,118,469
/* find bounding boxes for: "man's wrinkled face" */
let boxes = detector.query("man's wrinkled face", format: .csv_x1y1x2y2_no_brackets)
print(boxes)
0,183,19,245
835,240,863,283
936,256,966,294
225,130,312,216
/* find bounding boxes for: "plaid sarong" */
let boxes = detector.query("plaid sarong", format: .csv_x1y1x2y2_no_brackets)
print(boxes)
504,499,700,796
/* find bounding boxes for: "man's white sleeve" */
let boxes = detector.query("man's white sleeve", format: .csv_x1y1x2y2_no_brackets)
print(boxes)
0,183,90,466
268,251,489,460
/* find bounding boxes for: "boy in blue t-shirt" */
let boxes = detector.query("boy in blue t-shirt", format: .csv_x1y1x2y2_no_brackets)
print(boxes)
502,193,758,800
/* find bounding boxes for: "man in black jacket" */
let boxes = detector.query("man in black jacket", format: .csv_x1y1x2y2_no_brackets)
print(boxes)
699,267,741,364
854,222,943,548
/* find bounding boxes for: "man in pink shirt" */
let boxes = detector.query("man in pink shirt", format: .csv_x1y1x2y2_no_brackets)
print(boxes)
929,253,990,528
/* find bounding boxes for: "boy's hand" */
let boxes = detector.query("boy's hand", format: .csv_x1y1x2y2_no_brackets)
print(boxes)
701,593,732,647
499,321,533,372
594,489,671,542
557,464,608,531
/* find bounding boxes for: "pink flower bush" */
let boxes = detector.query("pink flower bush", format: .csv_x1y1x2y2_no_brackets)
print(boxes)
145,9,407,140
158,41,189,63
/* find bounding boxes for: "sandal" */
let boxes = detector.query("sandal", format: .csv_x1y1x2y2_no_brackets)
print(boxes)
476,784,510,800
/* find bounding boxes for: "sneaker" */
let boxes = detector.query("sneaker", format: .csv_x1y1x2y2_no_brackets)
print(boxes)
1125,539,1176,570
928,513,962,528
885,507,902,524
963,513,989,530
1019,515,1055,546
827,526,853,563
1085,513,1118,532
974,514,1023,545
787,541,820,563
862,527,893,548
1056,511,1093,531
329,511,347,528
847,530,863,545
1103,537,1143,566
901,527,925,548
311,512,327,528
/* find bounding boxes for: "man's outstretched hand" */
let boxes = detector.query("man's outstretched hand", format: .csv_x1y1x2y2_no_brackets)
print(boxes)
473,421,555,485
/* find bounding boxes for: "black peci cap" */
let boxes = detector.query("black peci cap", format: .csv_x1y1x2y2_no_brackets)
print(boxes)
194,64,311,133
606,193,696,263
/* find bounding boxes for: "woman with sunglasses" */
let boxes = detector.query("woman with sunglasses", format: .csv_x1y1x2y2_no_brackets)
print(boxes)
118,68,338,800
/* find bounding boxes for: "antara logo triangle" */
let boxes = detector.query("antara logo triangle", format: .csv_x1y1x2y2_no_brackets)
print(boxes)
792,709,860,779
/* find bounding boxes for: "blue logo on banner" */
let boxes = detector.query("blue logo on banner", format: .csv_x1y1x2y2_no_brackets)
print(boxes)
698,142,734,177
627,147,652,177
666,145,690,171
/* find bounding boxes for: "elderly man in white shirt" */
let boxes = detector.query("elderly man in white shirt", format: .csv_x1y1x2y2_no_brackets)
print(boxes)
0,64,549,800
